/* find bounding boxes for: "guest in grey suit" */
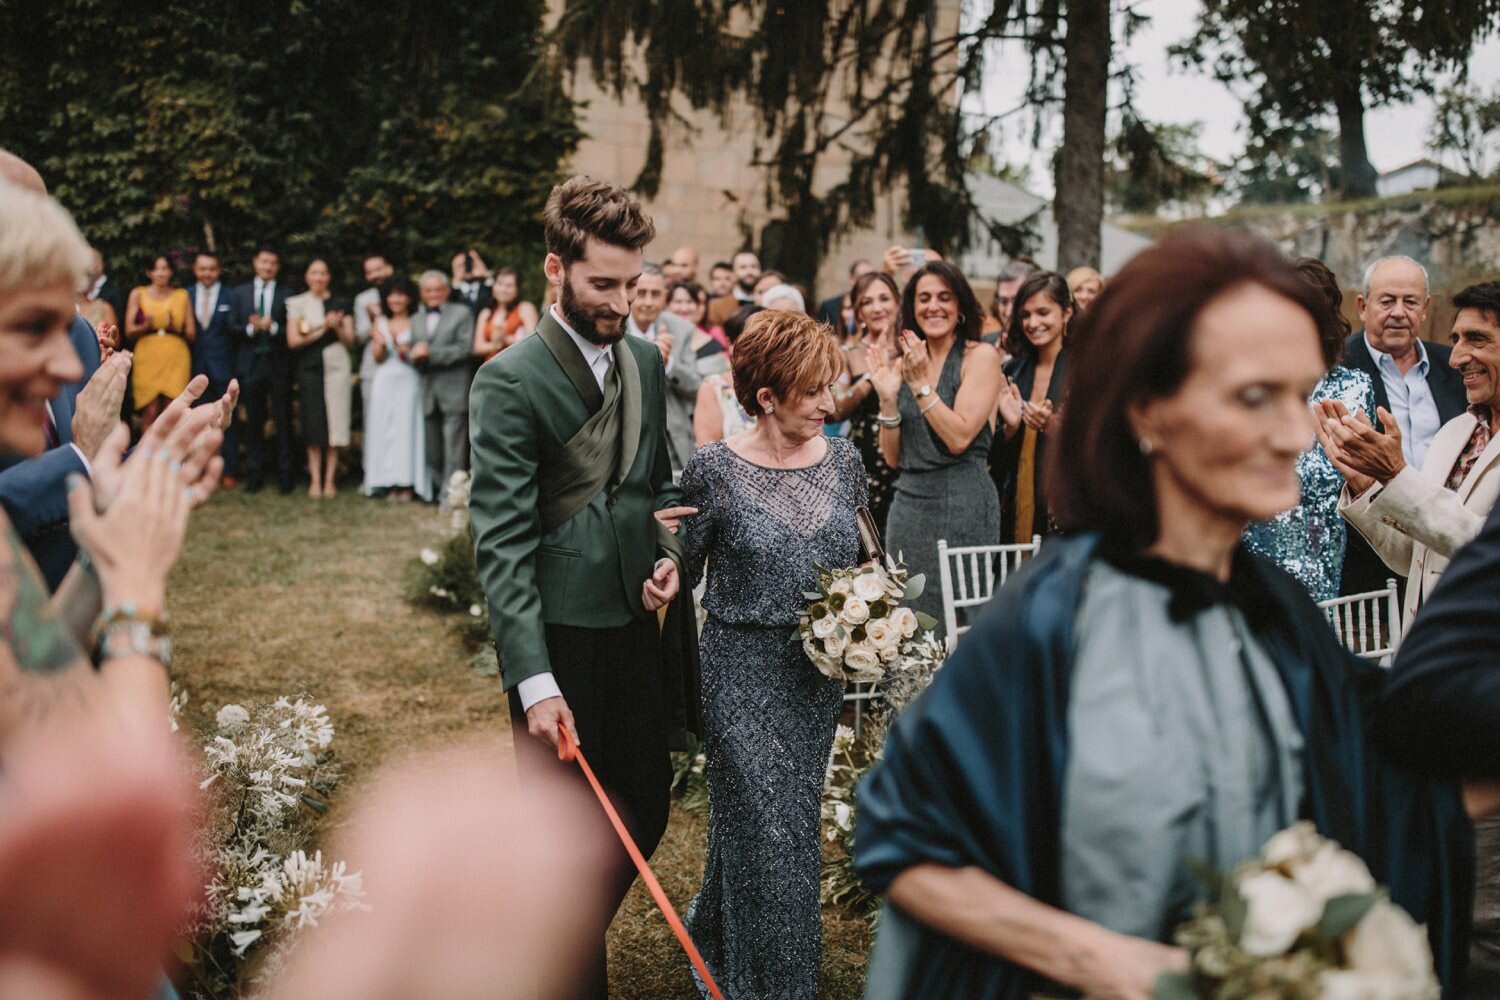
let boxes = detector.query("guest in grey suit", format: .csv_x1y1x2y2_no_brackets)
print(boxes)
412,270,476,500
629,262,700,470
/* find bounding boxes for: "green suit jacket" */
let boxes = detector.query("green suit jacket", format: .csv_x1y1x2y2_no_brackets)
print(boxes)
468,312,682,690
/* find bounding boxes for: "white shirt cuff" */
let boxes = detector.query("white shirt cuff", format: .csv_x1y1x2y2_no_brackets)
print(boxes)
663,351,675,377
68,442,92,476
516,672,563,712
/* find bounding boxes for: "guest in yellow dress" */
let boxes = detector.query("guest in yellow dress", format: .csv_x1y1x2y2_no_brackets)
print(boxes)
124,255,195,430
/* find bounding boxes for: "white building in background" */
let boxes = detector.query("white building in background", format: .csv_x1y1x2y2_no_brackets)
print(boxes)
1376,159,1445,198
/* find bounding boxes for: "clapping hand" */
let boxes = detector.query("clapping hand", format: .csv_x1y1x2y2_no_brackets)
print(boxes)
70,352,132,460
1312,400,1404,494
656,331,674,363
866,342,903,406
91,375,231,512
897,330,932,389
96,323,120,360
996,379,1024,433
1022,398,1054,433
641,558,680,612
410,342,431,364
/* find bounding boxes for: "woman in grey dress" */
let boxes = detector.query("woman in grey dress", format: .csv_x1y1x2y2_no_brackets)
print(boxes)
869,261,1003,633
680,310,866,1000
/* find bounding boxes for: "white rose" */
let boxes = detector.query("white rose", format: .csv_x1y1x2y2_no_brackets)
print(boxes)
852,571,886,602
880,645,899,663
845,642,881,675
469,604,483,617
823,631,849,657
1237,871,1321,957
1344,899,1440,998
419,547,440,566
828,578,853,597
843,597,870,625
216,704,251,734
865,618,899,650
812,615,838,639
1263,821,1322,871
1292,842,1376,904
891,607,919,637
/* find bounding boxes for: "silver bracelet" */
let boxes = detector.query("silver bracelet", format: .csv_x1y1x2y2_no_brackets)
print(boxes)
919,396,942,415
98,620,173,671
877,412,902,428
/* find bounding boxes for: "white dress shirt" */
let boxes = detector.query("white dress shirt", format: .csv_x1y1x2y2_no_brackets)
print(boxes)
627,314,674,376
247,278,279,336
196,281,221,328
1365,334,1441,469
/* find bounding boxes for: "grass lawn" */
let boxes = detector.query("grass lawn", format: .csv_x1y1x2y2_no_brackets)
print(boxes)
170,486,872,998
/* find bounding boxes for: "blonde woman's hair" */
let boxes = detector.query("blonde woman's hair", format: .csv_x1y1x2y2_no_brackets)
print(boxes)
0,182,92,299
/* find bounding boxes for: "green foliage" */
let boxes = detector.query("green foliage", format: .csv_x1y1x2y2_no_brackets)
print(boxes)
403,528,490,650
1229,122,1342,206
1105,117,1219,214
0,0,577,294
1429,80,1500,181
1176,0,1500,199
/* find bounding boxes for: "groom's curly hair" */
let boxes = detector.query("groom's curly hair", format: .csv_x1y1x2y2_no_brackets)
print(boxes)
543,176,656,267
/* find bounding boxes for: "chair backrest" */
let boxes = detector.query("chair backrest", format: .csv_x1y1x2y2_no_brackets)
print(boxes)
1315,578,1400,665
938,536,1042,640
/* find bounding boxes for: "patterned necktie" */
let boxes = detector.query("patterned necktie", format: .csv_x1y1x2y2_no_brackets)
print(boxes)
43,402,60,450
1446,407,1493,491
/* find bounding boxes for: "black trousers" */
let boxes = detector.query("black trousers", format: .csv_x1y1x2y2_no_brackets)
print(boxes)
241,354,294,488
508,616,672,1000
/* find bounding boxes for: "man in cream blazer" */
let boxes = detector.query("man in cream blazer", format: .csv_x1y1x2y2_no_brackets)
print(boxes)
1319,281,1500,633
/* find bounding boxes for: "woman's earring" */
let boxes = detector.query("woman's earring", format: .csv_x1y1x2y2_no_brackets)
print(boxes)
1138,437,1154,456
766,404,775,414
958,312,967,326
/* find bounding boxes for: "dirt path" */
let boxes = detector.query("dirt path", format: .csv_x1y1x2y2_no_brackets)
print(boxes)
171,489,870,998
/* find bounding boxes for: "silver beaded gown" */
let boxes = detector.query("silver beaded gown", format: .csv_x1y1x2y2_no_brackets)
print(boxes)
1242,366,1376,601
680,437,867,1000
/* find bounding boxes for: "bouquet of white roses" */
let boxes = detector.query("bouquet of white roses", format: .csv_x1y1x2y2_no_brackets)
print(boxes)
1157,821,1440,1000
798,557,938,684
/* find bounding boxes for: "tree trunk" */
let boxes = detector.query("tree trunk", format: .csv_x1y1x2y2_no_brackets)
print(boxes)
1335,82,1378,199
1054,0,1109,271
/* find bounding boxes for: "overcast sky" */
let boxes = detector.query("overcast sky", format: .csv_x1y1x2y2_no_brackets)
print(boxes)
973,0,1500,197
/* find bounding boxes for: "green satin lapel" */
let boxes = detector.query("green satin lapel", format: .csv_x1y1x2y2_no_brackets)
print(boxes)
614,336,642,492
535,311,604,413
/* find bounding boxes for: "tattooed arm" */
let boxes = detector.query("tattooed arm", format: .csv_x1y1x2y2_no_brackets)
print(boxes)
0,520,98,743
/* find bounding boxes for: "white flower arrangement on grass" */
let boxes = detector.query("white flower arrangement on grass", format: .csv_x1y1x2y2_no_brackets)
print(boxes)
185,697,364,996
798,557,938,685
1158,821,1440,1000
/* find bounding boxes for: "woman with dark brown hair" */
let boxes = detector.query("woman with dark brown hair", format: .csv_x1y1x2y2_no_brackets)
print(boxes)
854,227,1470,1000
1242,257,1376,600
830,269,903,531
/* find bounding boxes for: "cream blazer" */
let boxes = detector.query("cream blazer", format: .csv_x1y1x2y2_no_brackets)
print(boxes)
1340,409,1500,633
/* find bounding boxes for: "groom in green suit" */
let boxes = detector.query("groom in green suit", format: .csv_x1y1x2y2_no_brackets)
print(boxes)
468,175,698,1000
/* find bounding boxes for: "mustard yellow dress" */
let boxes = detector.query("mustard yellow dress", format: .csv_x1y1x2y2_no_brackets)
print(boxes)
131,287,192,410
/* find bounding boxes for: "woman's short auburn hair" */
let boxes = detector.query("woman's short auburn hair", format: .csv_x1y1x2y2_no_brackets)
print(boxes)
1046,225,1326,550
732,310,842,418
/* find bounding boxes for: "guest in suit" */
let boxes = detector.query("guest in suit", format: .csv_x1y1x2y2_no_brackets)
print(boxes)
629,262,700,471
816,258,874,331
1320,280,1500,633
469,175,697,1000
411,271,475,500
707,260,734,299
123,254,195,432
448,249,493,315
232,246,295,494
706,250,760,327
287,259,354,499
83,247,128,337
990,270,1073,543
189,252,239,484
1338,255,1467,594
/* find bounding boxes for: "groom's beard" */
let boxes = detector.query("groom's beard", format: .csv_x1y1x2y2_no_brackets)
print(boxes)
560,278,626,346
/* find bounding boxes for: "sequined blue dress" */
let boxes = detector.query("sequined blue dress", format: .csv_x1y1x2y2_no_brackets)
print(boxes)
1243,366,1376,601
679,437,868,1000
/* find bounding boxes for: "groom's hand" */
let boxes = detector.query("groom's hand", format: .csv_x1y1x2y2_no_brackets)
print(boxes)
525,696,576,750
642,558,679,611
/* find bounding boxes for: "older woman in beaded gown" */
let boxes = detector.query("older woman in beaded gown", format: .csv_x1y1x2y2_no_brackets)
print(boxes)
681,310,867,1000
1242,258,1375,601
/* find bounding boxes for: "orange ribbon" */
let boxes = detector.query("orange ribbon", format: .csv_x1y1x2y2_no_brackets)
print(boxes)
557,724,727,1000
